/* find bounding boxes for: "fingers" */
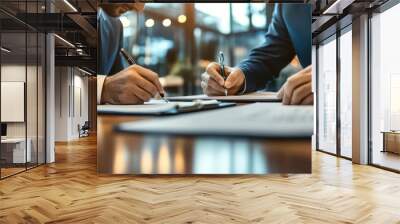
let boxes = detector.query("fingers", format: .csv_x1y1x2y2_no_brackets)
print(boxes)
101,65,160,104
300,93,314,105
281,82,312,105
290,82,312,105
205,62,225,86
224,69,242,89
283,70,312,101
224,68,245,95
119,67,157,103
208,79,226,93
201,71,225,96
202,63,244,96
130,65,164,94
130,84,152,102
201,78,225,96
134,74,158,96
282,89,291,105
280,66,312,105
277,83,285,99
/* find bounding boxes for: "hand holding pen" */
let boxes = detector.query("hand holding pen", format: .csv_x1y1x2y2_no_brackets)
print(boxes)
218,51,228,96
120,48,168,102
201,52,246,96
100,49,165,105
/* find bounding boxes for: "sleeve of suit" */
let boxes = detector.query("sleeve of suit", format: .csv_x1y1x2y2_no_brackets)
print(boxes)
237,5,296,93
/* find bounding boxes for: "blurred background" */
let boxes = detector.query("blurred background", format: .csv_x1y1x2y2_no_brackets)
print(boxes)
118,3,285,96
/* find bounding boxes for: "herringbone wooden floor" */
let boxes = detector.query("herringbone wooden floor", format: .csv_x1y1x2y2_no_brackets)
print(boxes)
1,136,400,224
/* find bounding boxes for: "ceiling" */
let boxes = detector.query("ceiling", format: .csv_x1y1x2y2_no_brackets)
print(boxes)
0,0,97,72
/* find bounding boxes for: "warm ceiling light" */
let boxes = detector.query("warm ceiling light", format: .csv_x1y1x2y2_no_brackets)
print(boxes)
145,18,155,28
1,47,11,53
162,18,171,27
54,34,75,48
120,16,131,27
178,15,187,23
63,0,78,12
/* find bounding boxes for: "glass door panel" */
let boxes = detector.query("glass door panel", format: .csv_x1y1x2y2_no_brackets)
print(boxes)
371,4,400,171
1,31,28,177
317,37,337,154
339,29,352,158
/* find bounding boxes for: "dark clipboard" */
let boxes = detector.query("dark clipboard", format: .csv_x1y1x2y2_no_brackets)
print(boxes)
97,101,236,116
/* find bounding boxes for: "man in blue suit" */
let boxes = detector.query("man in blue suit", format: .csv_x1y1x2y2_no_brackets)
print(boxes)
201,4,312,105
97,2,164,105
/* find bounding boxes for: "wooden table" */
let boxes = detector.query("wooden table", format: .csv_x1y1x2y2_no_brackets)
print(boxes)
1,138,32,165
97,105,312,175
382,131,400,154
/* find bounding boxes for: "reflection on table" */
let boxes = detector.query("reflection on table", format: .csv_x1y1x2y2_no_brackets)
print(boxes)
98,114,311,174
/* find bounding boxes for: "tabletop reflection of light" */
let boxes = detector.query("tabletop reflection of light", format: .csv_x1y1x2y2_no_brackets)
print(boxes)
174,139,185,173
140,149,153,174
178,15,187,23
113,137,129,173
193,139,231,174
145,18,155,28
162,18,171,27
158,140,171,174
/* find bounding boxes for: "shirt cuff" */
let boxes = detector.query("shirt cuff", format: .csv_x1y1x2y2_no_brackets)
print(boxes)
97,75,106,104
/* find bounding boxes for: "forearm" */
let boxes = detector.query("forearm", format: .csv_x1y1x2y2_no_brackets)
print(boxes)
237,5,295,93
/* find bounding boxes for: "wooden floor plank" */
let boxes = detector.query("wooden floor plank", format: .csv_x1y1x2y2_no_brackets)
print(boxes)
0,135,399,223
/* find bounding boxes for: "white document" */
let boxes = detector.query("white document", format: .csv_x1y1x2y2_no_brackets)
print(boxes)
117,103,314,138
167,91,280,102
98,104,177,115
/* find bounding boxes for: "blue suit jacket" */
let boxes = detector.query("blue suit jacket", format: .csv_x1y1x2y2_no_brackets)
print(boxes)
238,4,312,93
98,8,128,75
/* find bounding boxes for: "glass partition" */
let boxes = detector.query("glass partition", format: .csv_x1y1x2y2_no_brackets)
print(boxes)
38,32,46,165
339,29,352,158
317,36,337,154
370,3,400,171
0,0,46,179
1,31,28,178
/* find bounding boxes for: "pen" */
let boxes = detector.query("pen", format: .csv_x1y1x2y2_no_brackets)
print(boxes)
218,51,228,96
120,48,168,102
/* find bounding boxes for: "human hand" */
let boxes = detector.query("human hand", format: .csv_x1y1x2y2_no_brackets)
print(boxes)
277,65,313,105
201,62,245,96
101,64,164,104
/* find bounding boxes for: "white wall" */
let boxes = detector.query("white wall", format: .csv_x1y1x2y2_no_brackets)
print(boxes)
1,64,46,164
1,65,39,138
54,67,89,141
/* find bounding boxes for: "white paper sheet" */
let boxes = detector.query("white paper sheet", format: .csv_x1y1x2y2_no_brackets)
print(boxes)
117,103,313,138
166,91,280,102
